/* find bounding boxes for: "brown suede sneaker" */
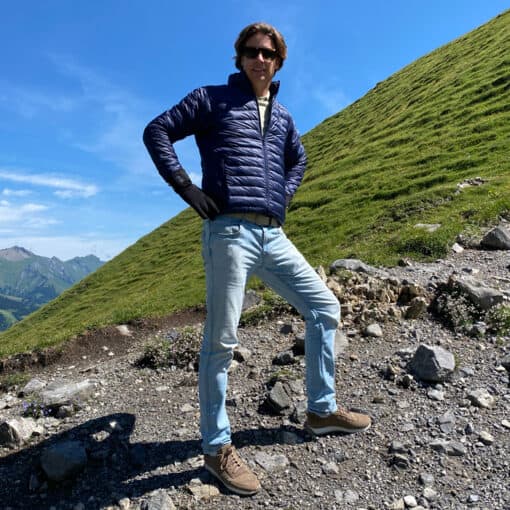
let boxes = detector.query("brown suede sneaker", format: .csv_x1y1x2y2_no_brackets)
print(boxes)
305,407,371,435
204,444,261,496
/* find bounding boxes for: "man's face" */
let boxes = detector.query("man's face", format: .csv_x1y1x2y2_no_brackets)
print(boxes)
240,33,279,94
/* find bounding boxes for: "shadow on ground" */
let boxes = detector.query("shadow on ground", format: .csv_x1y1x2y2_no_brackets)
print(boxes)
0,412,309,509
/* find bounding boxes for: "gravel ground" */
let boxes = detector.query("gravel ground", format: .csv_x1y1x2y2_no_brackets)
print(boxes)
0,247,509,510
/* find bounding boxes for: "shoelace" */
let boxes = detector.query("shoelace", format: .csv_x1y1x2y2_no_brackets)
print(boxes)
220,446,245,475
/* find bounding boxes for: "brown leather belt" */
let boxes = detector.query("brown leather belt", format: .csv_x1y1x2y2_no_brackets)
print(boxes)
227,212,280,227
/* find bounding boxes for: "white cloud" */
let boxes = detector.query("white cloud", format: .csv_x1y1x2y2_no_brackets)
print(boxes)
0,170,98,198
0,81,76,119
2,188,32,197
0,201,49,224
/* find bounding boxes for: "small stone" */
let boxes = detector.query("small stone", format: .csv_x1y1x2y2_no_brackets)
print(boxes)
118,498,131,510
233,346,252,362
228,359,239,372
502,420,510,429
141,489,176,510
188,484,220,500
115,325,132,336
404,495,417,507
364,323,383,338
279,323,295,334
447,441,467,456
418,472,435,486
322,461,339,475
180,403,195,413
451,242,464,253
389,441,407,454
390,498,405,510
467,389,496,408
427,388,445,401
423,487,438,501
401,422,415,432
254,451,289,472
478,431,494,445
390,454,410,469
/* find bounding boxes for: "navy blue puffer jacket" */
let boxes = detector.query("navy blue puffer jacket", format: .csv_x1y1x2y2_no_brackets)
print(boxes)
143,72,307,225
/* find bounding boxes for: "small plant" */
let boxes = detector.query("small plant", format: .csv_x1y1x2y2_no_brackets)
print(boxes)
21,397,51,419
0,372,30,393
432,288,479,333
135,325,202,369
239,289,295,326
487,305,510,336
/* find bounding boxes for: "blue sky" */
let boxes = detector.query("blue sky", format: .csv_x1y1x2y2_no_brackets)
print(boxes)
0,1,508,260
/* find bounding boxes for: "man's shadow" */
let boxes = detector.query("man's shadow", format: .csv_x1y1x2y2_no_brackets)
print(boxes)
0,412,309,509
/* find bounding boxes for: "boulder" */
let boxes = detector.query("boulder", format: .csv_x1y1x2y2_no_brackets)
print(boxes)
450,276,504,311
40,441,87,482
39,379,96,410
0,417,38,446
408,344,455,382
480,226,510,250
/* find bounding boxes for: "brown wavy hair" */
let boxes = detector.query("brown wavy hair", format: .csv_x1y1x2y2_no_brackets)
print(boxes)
234,22,287,71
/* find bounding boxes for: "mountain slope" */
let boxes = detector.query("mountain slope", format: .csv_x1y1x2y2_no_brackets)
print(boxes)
1,10,509,357
0,247,104,332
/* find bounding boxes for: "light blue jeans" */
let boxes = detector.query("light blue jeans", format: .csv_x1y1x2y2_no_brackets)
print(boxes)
199,215,340,454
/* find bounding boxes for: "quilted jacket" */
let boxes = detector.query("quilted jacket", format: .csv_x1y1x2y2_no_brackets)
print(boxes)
143,71,307,225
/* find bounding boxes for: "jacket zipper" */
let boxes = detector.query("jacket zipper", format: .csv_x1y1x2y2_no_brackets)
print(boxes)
257,95,272,216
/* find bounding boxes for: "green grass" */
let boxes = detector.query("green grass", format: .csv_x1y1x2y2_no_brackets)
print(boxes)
1,9,509,357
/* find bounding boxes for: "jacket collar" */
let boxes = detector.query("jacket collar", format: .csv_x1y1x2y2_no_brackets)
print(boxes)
228,71,280,98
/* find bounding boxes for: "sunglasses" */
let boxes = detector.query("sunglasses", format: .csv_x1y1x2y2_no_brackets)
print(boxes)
241,46,278,60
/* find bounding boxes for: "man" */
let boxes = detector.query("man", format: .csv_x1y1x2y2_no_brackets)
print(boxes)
143,22,371,496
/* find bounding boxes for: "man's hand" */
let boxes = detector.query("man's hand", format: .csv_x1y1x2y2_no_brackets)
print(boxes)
178,184,220,219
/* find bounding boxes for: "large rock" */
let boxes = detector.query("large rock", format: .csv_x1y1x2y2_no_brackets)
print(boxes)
39,379,96,409
0,417,39,446
450,276,504,311
330,258,372,273
19,377,47,397
330,258,387,278
480,226,510,250
408,344,455,382
267,381,293,413
40,441,87,482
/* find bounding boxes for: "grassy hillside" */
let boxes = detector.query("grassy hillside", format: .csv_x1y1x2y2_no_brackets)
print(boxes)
1,10,509,357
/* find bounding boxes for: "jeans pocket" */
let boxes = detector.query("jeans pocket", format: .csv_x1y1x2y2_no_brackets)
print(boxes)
210,221,241,238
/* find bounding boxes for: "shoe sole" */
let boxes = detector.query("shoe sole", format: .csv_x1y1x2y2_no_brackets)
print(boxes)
205,464,261,496
305,422,371,435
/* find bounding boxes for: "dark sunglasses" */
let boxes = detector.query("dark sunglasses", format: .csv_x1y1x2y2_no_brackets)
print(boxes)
241,46,278,60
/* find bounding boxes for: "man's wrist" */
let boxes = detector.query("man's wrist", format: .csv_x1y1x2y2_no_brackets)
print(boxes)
170,167,193,190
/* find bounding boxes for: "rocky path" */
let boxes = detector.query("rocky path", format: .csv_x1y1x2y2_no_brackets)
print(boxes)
0,239,509,510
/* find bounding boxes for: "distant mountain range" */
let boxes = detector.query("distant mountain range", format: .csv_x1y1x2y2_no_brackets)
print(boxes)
0,246,104,331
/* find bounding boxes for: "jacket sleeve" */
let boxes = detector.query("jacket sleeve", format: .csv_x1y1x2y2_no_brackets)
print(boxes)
283,116,307,200
143,87,209,190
